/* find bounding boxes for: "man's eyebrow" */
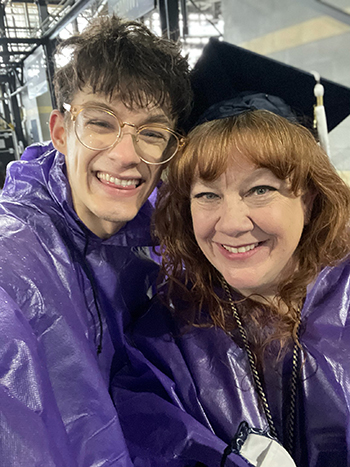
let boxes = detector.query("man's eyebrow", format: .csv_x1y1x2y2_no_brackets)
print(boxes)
143,114,173,127
79,101,173,127
78,100,110,109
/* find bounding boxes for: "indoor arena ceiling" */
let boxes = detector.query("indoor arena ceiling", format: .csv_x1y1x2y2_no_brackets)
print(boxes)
0,0,349,78
0,0,106,77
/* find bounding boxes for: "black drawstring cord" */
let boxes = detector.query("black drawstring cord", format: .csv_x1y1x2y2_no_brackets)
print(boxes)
220,421,250,467
220,444,234,467
62,216,104,355
82,235,104,355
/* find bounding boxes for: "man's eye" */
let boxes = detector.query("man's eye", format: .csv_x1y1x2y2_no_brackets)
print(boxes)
87,120,114,130
139,129,168,142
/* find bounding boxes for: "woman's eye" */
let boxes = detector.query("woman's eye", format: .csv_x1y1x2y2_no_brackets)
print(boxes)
193,192,219,200
249,186,276,196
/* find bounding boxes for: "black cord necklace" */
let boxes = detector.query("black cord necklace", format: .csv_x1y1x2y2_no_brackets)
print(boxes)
221,278,301,456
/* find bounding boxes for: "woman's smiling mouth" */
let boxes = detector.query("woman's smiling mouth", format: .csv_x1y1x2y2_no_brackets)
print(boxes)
221,242,260,254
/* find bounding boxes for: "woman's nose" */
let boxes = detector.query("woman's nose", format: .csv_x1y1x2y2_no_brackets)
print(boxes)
215,198,254,235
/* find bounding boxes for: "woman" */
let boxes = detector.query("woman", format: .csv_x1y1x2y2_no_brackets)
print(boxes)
112,106,350,467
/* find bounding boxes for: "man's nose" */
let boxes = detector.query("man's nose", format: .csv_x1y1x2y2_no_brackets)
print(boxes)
215,198,254,235
107,130,141,166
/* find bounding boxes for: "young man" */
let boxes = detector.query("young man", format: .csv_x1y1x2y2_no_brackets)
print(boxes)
0,16,191,467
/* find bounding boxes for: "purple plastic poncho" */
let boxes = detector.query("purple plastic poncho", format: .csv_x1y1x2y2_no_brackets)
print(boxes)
0,142,159,467
112,260,350,466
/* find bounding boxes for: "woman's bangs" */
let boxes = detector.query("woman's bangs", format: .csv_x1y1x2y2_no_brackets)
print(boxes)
189,121,234,182
181,112,314,194
232,118,309,193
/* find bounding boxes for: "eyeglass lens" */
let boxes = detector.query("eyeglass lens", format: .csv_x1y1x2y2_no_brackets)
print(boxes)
75,108,179,164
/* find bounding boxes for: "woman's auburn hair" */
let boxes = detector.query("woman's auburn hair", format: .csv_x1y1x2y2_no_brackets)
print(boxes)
154,110,350,350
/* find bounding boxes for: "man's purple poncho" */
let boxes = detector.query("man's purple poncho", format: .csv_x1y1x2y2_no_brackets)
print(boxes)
0,142,160,467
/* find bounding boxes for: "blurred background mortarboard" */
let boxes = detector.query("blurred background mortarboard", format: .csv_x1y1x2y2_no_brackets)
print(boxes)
185,37,350,141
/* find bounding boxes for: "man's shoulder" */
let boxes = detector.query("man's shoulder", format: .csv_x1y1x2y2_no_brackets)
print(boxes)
0,163,72,269
20,141,55,162
0,181,61,232
1,141,66,219
0,211,69,264
3,141,59,193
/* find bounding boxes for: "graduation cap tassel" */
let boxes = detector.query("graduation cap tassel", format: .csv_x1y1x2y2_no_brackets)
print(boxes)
312,71,331,157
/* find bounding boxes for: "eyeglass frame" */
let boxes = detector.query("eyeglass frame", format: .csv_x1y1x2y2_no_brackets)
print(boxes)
62,102,186,166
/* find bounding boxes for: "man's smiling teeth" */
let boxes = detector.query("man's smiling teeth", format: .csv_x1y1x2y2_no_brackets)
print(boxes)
97,172,140,187
222,242,259,253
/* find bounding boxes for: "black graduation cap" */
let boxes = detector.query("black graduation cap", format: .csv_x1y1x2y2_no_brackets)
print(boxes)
185,37,350,133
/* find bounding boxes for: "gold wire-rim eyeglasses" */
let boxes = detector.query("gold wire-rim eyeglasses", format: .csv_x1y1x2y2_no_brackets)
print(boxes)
63,103,186,166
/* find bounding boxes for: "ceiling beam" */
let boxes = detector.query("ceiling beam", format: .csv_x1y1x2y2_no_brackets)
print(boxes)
0,0,97,76
0,37,40,44
296,0,350,25
9,0,62,3
0,51,32,57
11,0,96,70
42,0,96,39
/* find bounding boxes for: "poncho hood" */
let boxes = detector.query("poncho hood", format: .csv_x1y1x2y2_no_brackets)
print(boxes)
2,141,155,247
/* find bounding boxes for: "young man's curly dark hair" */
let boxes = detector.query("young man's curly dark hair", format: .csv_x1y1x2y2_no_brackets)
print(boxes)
54,15,192,125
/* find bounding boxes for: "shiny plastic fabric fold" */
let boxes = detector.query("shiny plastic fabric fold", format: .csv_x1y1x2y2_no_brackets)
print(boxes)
112,260,350,466
0,142,158,466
